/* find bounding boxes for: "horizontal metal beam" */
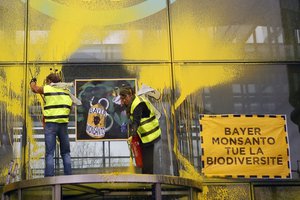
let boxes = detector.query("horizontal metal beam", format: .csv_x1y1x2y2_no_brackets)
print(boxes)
3,174,202,194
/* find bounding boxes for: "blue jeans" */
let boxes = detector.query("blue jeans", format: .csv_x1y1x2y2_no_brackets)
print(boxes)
44,122,72,177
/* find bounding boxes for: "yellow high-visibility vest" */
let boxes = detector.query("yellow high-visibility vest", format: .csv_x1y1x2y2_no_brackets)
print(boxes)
130,95,161,143
43,85,72,123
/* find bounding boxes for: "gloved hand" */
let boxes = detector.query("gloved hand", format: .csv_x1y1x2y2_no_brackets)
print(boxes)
130,128,138,137
129,125,137,137
30,77,37,84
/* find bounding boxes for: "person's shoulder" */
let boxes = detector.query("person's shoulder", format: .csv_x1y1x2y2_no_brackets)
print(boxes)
43,84,51,91
136,101,148,110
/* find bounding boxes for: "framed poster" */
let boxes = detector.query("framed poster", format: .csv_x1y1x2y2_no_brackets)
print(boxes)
75,79,137,141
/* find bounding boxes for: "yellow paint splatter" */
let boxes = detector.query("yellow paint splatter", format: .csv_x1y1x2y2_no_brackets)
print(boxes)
171,3,245,61
199,184,250,200
29,22,84,61
0,1,24,61
0,66,24,181
123,30,170,61
0,3,249,196
174,65,242,109
136,65,172,91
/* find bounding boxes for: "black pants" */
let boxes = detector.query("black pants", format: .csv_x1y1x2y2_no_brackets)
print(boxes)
141,136,161,174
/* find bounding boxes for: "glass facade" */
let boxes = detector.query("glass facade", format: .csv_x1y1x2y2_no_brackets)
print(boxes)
1,0,300,198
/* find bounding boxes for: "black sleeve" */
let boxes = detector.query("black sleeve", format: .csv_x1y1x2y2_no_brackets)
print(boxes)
131,102,150,134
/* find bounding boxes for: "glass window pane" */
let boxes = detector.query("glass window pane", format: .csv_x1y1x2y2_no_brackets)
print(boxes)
0,65,24,184
174,63,300,178
28,63,176,177
28,1,170,62
171,0,300,61
0,1,25,61
254,186,300,200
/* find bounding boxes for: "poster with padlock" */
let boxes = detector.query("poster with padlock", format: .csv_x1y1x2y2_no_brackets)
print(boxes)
75,79,137,141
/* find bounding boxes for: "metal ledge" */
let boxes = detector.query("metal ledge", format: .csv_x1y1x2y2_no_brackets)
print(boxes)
4,174,202,194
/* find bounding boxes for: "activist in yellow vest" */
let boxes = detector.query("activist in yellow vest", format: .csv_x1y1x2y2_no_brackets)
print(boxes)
130,96,161,143
43,85,72,123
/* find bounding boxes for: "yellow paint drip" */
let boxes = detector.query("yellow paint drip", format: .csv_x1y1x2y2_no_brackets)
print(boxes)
127,157,136,173
177,151,203,182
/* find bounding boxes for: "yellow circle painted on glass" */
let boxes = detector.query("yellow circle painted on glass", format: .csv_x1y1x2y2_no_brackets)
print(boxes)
29,0,177,26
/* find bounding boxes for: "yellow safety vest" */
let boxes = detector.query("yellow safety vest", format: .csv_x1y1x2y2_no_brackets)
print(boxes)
43,85,72,123
130,95,161,143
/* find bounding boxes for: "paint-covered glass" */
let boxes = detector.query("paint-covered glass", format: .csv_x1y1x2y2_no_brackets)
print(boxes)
0,65,24,184
0,0,25,62
170,0,300,61
27,63,177,177
200,184,251,199
173,63,300,178
28,1,171,62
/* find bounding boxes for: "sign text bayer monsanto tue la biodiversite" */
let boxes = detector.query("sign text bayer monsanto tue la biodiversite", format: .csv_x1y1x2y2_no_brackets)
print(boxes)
200,114,291,178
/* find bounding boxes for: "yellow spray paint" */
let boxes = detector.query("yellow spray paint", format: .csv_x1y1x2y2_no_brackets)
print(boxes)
173,65,241,109
0,66,24,180
171,3,245,61
0,1,24,61
127,137,136,174
0,2,247,196
199,185,250,200
40,23,82,61
29,1,100,61
123,30,170,61
127,156,135,173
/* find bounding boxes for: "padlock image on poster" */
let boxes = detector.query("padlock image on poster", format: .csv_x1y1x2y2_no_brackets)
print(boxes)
86,97,113,138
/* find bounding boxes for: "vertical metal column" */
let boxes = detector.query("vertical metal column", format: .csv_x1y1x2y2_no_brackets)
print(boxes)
152,183,162,200
102,141,106,168
18,189,21,200
189,187,198,200
53,184,61,200
165,0,176,177
21,0,30,181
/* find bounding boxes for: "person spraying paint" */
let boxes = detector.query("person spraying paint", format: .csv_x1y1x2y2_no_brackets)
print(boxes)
119,85,161,174
30,73,73,177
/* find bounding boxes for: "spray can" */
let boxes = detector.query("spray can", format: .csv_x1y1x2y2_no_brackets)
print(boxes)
130,135,143,168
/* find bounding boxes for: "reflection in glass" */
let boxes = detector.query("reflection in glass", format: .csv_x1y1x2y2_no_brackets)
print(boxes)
170,0,300,61
174,63,300,178
28,1,170,62
254,186,300,200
